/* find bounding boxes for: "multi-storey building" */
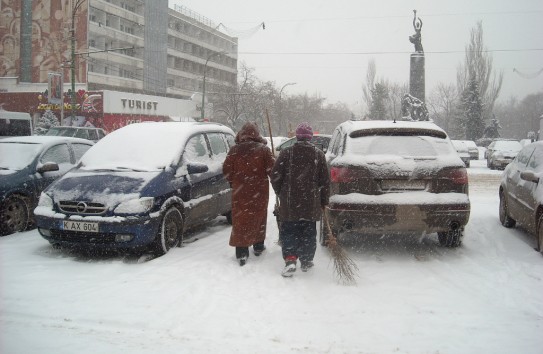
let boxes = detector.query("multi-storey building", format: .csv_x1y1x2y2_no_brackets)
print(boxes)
0,0,238,126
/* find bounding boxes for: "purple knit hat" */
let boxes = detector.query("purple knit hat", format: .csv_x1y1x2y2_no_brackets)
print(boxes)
296,122,313,140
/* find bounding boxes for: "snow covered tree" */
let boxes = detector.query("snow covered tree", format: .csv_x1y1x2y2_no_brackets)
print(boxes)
368,82,388,120
460,73,484,141
34,110,59,135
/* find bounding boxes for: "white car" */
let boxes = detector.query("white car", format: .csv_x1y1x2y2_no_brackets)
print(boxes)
451,140,471,168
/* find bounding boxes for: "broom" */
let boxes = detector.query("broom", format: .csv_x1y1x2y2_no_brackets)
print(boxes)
323,208,359,285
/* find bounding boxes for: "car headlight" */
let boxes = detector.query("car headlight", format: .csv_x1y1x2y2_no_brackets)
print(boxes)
114,197,154,214
37,193,53,208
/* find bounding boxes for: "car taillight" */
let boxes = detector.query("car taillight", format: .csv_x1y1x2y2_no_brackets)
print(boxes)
440,168,469,185
330,166,357,183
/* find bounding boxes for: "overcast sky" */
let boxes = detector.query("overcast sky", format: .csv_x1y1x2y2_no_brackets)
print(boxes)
171,0,543,111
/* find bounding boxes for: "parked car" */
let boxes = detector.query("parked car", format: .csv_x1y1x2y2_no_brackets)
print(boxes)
322,120,470,248
275,134,331,156
451,140,471,168
45,126,107,142
519,139,534,148
498,141,543,254
486,139,522,170
35,122,235,256
0,136,93,235
264,136,288,155
462,140,479,160
0,110,33,137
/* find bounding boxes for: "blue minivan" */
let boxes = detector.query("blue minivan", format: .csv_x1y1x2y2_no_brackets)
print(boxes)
35,122,235,255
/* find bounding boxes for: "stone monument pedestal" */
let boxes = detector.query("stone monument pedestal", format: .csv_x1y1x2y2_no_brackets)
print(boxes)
410,53,425,102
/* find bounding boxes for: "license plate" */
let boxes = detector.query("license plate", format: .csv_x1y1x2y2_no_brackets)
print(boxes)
381,179,426,191
62,220,99,233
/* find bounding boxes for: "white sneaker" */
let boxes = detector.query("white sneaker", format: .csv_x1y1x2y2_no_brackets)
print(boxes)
281,262,296,277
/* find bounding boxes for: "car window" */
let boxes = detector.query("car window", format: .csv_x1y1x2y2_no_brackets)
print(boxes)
516,145,535,167
328,130,340,155
527,146,543,171
347,135,454,156
97,130,105,139
279,138,296,150
75,129,90,140
72,143,93,161
40,143,72,164
183,133,211,163
207,133,228,156
88,130,98,141
225,133,235,149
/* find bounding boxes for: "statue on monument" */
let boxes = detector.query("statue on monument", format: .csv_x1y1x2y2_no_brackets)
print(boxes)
409,10,423,53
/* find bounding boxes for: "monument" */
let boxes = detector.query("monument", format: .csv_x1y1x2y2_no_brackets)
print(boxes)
401,10,429,121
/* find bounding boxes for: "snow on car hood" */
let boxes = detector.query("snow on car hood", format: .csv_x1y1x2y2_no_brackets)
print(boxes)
47,169,159,207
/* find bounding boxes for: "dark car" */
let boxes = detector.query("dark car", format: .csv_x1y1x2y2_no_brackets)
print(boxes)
0,136,93,235
275,134,331,155
46,126,107,142
35,122,235,256
499,141,543,254
322,120,470,248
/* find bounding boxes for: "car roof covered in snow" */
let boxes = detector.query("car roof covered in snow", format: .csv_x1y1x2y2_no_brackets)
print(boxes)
337,120,448,139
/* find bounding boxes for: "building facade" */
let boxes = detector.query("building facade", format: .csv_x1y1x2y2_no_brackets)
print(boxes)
0,0,238,107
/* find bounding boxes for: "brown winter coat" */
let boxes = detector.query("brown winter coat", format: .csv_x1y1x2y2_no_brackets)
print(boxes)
271,140,330,222
223,122,275,247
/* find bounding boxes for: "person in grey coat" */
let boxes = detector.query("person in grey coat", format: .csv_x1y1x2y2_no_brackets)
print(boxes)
271,122,330,277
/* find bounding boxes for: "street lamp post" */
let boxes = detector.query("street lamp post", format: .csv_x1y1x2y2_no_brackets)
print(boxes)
201,51,227,121
279,82,296,135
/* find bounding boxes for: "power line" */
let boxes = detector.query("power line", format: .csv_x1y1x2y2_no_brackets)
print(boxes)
238,48,543,55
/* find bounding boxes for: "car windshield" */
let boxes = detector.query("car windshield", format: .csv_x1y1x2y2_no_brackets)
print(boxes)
494,141,522,152
346,135,455,157
0,142,41,170
46,127,76,137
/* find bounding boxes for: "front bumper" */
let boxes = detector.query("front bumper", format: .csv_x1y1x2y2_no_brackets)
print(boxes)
326,192,470,234
35,213,161,250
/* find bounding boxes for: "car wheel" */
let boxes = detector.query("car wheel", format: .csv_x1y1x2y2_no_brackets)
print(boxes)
0,195,30,236
499,192,516,228
438,230,463,247
224,210,232,225
319,214,338,247
537,214,543,255
153,207,183,255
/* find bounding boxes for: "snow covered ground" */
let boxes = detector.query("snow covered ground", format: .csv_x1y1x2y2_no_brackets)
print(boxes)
1,159,542,354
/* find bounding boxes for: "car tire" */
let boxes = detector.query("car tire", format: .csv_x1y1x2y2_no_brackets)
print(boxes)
153,207,183,255
499,192,516,228
438,230,462,247
224,210,233,225
0,195,30,236
537,214,543,255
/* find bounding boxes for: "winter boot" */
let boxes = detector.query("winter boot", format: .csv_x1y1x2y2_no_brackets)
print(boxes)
281,260,297,277
253,242,266,256
301,261,314,272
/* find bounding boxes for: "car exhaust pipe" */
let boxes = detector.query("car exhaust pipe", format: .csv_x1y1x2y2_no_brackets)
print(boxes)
450,221,460,231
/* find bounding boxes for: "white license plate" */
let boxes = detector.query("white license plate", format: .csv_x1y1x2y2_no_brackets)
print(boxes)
381,179,426,191
62,221,99,233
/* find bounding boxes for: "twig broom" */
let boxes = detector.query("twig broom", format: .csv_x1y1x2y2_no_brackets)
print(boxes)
323,209,359,285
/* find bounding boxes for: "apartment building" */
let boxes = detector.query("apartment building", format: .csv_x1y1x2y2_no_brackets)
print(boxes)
0,0,238,100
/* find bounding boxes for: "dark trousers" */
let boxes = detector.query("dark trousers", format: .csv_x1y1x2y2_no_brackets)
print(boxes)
280,220,317,263
236,241,265,259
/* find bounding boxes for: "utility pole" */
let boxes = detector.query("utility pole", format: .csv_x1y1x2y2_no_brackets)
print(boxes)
70,0,86,119
201,51,226,121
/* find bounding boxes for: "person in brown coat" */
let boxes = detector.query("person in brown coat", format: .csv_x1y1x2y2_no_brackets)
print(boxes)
223,122,275,266
271,122,330,277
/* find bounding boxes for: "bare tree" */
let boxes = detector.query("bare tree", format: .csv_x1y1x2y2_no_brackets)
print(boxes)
385,81,408,120
427,83,458,134
362,59,376,117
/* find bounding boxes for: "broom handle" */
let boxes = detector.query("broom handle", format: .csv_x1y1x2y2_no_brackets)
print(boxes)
322,207,337,243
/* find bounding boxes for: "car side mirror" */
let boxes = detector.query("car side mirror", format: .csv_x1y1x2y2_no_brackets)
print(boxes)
37,162,59,173
187,162,208,174
520,170,540,184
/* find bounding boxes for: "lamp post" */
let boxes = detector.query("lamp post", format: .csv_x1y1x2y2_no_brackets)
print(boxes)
70,0,86,119
279,82,296,135
201,51,227,121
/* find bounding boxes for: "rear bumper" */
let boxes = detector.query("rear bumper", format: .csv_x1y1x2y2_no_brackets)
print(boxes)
327,192,470,234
